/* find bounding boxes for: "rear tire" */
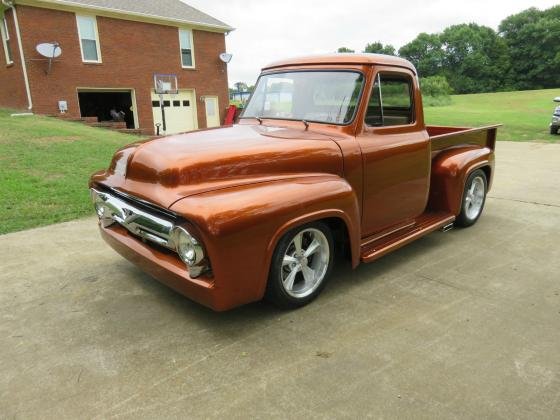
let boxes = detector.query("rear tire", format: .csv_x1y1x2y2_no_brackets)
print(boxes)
455,169,487,227
265,222,334,309
551,126,558,135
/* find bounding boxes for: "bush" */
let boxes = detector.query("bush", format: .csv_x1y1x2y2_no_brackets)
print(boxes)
420,75,452,107
420,75,452,96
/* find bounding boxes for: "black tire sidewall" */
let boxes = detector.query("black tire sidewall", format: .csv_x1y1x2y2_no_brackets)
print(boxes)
265,221,334,309
456,169,488,227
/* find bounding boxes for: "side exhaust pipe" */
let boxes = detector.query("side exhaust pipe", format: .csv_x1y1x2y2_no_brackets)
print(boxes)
441,223,454,232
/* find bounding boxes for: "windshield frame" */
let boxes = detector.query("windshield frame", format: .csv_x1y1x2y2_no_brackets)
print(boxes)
239,69,366,127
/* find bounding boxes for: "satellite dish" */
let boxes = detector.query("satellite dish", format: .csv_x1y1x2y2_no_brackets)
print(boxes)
36,42,62,59
219,53,233,63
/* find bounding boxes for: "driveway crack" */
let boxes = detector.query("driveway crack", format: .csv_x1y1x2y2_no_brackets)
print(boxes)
487,195,560,208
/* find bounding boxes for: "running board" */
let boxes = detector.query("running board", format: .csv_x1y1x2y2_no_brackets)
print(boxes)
360,213,455,263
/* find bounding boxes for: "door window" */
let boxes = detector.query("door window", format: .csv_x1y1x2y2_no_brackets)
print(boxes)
365,74,414,127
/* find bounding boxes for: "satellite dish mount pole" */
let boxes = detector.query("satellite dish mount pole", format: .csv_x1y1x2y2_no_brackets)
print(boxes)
46,42,59,75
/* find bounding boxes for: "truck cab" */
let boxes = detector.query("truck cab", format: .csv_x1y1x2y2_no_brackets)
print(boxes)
90,54,499,311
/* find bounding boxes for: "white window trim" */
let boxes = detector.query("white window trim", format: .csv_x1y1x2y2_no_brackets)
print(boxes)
76,14,102,63
1,17,13,65
178,28,195,69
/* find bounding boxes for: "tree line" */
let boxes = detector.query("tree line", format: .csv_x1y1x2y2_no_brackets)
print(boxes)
337,6,560,94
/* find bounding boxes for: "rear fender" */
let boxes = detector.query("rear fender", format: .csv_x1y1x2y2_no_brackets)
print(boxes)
170,175,360,306
428,147,495,215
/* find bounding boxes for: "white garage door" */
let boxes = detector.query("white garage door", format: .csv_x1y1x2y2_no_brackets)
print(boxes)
151,90,197,135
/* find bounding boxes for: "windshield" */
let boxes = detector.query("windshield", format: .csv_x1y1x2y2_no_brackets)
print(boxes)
241,71,364,125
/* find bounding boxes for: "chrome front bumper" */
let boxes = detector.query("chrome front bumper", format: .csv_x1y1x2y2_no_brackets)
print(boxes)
90,188,176,250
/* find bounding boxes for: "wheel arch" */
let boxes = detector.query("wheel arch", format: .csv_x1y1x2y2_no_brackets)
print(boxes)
265,210,360,272
428,147,495,215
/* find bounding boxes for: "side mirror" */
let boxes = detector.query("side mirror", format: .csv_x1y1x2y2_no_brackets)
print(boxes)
554,97,560,103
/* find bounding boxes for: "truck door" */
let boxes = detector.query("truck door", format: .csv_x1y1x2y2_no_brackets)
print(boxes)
357,68,430,237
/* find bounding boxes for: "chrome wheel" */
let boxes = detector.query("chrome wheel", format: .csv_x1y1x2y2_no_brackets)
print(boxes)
465,175,485,220
281,228,330,299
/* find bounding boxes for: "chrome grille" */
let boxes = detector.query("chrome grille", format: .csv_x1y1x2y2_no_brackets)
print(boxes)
91,188,176,249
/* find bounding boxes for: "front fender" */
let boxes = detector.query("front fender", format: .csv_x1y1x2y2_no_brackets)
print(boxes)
428,146,495,215
169,175,360,308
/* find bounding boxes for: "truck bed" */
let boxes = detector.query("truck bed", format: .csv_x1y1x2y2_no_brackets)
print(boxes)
427,125,501,154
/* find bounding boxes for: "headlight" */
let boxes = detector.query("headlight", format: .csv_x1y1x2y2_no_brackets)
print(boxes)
173,227,206,275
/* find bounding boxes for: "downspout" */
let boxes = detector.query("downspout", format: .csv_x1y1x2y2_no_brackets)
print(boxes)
2,0,32,110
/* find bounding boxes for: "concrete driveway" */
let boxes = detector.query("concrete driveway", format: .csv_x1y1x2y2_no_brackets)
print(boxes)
1,141,560,419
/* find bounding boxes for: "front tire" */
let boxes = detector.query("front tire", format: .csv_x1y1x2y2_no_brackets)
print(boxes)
266,222,334,309
455,169,487,227
551,125,558,135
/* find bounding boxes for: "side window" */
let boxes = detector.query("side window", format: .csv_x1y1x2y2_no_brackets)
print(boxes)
179,29,194,68
76,15,101,63
365,73,414,127
1,17,13,65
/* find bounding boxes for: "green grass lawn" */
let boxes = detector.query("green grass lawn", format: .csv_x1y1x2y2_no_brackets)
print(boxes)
0,109,141,234
425,88,560,142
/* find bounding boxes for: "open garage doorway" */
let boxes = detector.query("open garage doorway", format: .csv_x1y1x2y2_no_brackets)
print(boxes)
77,89,138,129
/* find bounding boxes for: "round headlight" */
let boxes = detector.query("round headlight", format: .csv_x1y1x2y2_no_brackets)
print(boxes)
174,227,204,266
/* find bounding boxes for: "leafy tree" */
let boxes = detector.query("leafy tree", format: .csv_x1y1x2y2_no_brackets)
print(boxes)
364,42,396,55
234,82,248,92
398,33,444,77
499,6,560,89
439,23,512,93
337,47,355,53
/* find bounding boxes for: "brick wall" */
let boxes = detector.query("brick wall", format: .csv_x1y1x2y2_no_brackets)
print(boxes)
0,9,29,110
9,5,229,133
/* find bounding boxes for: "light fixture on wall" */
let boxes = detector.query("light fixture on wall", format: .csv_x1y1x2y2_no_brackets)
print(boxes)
219,53,232,63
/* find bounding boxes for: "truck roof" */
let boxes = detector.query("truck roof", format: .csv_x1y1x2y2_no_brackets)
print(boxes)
262,53,417,74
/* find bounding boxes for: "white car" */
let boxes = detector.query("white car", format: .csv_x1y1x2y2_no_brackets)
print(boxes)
551,97,560,135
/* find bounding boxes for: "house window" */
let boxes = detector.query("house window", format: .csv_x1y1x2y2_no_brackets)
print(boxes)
179,29,194,68
1,18,13,65
76,15,101,63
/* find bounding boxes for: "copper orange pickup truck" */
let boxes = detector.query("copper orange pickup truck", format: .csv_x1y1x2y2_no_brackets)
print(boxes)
90,54,499,311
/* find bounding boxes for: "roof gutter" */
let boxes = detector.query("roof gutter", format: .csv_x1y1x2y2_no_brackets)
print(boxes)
2,0,32,110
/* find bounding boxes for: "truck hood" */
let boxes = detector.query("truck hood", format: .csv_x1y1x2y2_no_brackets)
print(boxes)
96,124,343,209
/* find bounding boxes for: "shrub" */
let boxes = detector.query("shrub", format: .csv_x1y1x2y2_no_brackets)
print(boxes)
420,75,452,107
420,75,452,97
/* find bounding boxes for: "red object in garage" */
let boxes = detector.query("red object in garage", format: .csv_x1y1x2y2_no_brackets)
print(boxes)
224,105,237,125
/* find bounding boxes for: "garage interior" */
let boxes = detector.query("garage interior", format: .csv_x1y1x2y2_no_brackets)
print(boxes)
77,90,136,129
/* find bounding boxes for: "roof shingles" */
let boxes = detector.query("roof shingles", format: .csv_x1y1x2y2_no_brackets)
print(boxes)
49,0,232,30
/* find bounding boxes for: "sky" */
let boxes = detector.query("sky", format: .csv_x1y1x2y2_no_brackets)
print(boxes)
183,0,559,87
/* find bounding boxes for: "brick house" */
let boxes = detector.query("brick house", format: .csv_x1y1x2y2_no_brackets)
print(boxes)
0,0,233,135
